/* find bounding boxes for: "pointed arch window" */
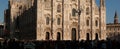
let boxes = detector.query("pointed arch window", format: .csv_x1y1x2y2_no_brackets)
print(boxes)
44,0,49,2
95,20,98,27
86,0,89,2
57,18,60,25
46,17,49,25
72,0,76,1
86,19,89,26
72,8,77,16
57,4,61,13
86,7,89,15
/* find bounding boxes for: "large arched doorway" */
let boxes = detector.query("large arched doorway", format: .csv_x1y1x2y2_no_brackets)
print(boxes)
72,28,76,40
57,32,61,40
95,33,99,40
86,33,90,40
46,32,50,40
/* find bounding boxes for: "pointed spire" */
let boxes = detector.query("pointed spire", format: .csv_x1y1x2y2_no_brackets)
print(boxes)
114,11,119,24
114,11,118,18
100,0,105,7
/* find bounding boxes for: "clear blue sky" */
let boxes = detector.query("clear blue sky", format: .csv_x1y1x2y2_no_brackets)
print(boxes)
0,0,8,23
0,0,120,23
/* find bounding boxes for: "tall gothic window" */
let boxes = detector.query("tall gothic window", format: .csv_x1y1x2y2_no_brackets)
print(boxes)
57,18,60,25
86,0,88,2
72,8,77,16
46,32,50,40
46,17,49,25
95,20,98,27
72,0,76,1
86,20,89,26
57,4,61,13
44,0,49,2
86,7,89,15
44,0,46,1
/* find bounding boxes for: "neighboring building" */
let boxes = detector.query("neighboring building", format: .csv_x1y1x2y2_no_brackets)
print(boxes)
6,0,106,40
106,12,120,41
4,8,11,38
0,24,4,38
8,0,37,40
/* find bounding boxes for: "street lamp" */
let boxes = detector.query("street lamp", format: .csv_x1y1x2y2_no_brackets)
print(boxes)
77,9,81,40
51,18,55,40
77,0,81,40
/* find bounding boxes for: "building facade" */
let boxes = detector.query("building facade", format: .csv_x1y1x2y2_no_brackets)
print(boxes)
0,24,4,38
4,8,11,38
7,0,106,40
107,12,120,41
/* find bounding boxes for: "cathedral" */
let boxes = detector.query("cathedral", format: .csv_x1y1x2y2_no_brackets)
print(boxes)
5,0,106,40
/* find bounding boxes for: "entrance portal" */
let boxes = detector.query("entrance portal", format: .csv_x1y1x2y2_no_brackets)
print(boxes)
95,33,99,40
72,28,76,40
46,32,50,40
57,32,61,40
86,33,90,40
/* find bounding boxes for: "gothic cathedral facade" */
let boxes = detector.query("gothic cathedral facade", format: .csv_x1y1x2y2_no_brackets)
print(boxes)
37,0,106,40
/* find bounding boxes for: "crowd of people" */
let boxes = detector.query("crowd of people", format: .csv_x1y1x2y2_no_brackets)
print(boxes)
0,38,120,49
